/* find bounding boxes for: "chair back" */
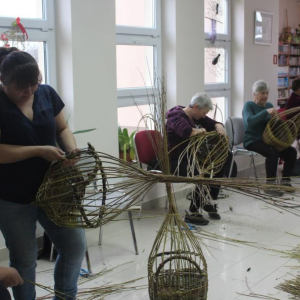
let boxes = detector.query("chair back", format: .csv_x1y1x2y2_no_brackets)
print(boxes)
225,117,245,148
133,130,163,165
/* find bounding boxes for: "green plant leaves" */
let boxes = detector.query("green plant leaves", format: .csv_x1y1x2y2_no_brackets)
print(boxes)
73,128,96,134
118,126,136,161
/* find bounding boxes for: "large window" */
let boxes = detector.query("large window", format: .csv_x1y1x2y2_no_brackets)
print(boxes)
204,0,231,122
116,0,154,28
0,0,56,87
116,0,161,131
0,0,43,19
116,0,161,102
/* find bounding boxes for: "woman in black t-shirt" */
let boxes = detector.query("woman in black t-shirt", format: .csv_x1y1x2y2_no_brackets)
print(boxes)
0,48,86,300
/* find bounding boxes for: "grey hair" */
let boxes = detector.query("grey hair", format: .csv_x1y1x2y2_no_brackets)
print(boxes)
252,80,269,94
189,92,213,110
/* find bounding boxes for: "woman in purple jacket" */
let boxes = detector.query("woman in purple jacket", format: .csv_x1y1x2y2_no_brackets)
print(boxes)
166,92,226,226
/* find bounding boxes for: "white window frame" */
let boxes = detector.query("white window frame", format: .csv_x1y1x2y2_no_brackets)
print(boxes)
116,0,162,107
204,41,231,91
204,0,231,41
206,90,231,124
204,0,231,121
0,0,57,88
0,0,54,28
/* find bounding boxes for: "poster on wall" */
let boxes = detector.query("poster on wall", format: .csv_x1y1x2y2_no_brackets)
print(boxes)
254,11,273,45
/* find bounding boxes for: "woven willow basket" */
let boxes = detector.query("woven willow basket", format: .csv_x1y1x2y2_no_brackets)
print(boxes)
151,254,207,300
263,116,297,152
148,194,208,300
196,132,229,174
34,143,108,228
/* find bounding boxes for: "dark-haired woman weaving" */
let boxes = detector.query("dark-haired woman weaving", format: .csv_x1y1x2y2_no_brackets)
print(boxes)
0,47,86,300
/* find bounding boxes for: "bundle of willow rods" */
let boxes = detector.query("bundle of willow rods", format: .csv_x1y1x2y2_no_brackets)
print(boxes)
139,78,208,299
263,106,300,151
33,141,300,229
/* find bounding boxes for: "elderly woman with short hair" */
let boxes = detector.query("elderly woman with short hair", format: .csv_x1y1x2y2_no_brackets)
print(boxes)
166,92,226,225
242,80,297,196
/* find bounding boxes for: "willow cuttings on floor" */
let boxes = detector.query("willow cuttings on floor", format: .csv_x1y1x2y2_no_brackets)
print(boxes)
276,272,300,299
223,184,300,217
263,106,300,151
274,243,300,299
236,292,281,299
193,228,300,261
35,278,146,300
35,262,141,300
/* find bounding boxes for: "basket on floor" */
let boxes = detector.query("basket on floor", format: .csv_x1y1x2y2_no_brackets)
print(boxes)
263,115,297,152
148,198,208,300
151,254,207,300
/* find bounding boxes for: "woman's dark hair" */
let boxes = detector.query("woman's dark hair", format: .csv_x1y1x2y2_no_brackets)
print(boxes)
0,47,19,65
0,48,42,87
292,78,300,92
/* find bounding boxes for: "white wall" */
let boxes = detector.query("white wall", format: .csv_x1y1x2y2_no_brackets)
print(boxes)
232,0,279,170
162,0,205,109
55,0,118,156
232,0,279,117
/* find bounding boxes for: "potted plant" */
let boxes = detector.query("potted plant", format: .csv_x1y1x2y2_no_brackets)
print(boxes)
118,126,136,162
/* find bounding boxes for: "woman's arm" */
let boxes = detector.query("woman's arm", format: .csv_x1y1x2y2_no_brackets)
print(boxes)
215,123,226,135
190,128,206,136
0,130,65,164
55,110,77,153
243,102,270,127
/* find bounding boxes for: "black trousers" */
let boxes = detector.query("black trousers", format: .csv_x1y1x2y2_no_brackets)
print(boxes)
170,159,224,213
246,140,297,181
0,282,11,300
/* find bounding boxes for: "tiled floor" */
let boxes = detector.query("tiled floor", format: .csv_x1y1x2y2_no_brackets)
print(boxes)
2,179,300,300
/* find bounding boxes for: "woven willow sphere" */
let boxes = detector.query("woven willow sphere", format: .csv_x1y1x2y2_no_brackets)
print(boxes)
34,143,107,228
263,116,297,152
197,132,228,171
148,194,208,300
183,131,229,175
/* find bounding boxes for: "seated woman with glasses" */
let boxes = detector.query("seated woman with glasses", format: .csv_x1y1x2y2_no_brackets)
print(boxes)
242,80,297,196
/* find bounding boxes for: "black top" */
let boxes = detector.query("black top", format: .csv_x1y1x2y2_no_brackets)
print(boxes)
0,84,64,204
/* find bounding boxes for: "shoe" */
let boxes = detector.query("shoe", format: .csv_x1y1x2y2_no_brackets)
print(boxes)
203,204,221,220
264,182,284,197
184,212,209,225
264,189,284,197
281,181,296,193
